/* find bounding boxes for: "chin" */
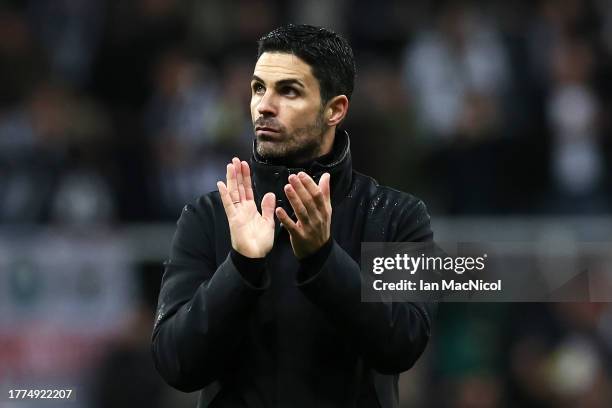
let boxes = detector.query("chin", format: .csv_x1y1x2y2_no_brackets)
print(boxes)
256,141,286,158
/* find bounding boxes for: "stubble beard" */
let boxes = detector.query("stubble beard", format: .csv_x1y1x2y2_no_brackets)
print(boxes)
255,111,328,165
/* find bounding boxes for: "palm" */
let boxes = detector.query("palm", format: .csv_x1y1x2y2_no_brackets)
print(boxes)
218,158,276,258
228,200,274,257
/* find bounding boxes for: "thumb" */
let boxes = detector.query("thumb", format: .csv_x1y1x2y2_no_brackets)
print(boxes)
319,172,331,201
261,192,276,222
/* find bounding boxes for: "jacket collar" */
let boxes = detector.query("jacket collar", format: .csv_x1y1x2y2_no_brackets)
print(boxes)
250,130,353,214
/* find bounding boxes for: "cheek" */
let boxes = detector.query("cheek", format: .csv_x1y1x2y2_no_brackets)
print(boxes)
282,103,318,128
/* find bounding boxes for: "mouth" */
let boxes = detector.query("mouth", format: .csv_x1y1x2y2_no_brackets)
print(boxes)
255,126,280,133
255,126,282,139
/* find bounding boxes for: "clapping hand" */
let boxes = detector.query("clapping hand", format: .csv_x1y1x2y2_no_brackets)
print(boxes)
217,157,276,258
275,172,332,259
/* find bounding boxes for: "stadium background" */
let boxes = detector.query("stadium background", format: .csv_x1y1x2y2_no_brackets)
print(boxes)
1,0,612,406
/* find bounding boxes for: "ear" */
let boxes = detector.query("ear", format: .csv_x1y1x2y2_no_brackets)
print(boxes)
324,95,349,127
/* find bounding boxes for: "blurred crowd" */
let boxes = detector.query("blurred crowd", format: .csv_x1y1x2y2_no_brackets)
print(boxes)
2,0,612,407
2,0,612,225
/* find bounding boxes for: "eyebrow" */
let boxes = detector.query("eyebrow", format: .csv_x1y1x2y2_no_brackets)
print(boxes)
252,75,305,89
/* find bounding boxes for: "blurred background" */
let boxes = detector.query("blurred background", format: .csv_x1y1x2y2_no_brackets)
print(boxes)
1,0,612,407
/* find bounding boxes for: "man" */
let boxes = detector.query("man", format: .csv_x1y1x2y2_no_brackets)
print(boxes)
152,24,435,407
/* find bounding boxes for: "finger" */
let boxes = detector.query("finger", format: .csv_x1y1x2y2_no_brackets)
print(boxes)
284,183,309,223
242,161,254,201
232,157,246,201
275,207,299,234
298,172,325,209
319,172,331,203
226,163,240,204
289,174,315,215
261,192,276,223
217,181,236,218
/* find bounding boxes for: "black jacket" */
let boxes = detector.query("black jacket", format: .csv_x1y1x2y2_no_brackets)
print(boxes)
152,131,435,407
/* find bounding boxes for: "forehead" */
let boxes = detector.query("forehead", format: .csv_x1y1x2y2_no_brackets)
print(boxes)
253,52,315,84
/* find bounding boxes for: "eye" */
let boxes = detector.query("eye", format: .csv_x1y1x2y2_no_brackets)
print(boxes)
280,86,298,97
252,83,265,95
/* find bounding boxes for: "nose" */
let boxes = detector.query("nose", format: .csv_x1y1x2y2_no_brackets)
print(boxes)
256,90,277,116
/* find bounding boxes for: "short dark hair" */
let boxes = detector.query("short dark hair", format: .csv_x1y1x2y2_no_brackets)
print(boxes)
257,24,356,104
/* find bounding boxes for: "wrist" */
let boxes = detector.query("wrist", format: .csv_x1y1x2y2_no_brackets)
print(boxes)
230,249,266,288
297,235,330,260
232,240,271,258
296,238,333,283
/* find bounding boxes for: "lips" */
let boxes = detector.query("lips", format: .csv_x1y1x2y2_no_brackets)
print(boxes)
255,126,280,133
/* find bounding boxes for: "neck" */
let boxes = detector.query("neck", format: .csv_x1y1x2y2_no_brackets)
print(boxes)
317,126,335,158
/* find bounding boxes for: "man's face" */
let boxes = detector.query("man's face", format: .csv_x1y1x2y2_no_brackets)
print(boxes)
250,52,329,162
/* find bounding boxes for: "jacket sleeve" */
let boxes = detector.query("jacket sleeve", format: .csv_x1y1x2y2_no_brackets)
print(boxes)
151,199,269,392
296,198,435,375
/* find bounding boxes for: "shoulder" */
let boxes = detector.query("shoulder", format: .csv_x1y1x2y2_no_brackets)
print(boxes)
167,191,225,266
350,171,432,241
181,191,222,222
194,190,222,211
351,171,429,215
173,191,224,240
